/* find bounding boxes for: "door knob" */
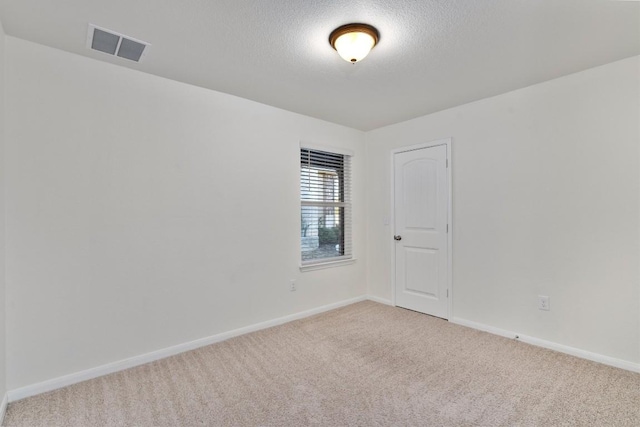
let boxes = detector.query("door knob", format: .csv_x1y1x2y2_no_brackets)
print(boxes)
394,235,402,241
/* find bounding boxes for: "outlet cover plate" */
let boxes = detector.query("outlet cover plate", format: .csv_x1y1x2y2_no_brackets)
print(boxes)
538,295,550,311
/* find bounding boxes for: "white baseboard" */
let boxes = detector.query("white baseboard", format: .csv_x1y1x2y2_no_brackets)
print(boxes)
0,392,8,425
451,317,640,374
8,295,367,402
366,295,393,306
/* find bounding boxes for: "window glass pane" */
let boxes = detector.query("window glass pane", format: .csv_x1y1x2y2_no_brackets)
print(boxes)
300,149,345,203
301,206,345,262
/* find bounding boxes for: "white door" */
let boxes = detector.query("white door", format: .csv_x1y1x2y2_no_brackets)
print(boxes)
394,144,449,318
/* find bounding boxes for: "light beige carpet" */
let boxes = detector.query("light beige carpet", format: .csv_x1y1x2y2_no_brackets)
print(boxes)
5,301,640,426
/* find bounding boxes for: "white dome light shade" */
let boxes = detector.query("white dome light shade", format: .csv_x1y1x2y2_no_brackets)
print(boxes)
334,32,375,63
329,24,379,63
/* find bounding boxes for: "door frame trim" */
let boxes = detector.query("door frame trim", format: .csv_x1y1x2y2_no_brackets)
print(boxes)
390,138,453,319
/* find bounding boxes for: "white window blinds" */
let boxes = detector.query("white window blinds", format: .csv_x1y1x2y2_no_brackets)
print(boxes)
300,148,352,264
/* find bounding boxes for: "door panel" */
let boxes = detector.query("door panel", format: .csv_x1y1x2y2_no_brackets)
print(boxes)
394,144,449,318
404,248,439,297
403,159,437,230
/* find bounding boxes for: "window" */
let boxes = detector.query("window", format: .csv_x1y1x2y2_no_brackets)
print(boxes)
300,147,352,266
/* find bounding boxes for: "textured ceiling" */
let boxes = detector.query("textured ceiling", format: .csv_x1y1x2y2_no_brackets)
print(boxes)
0,0,638,131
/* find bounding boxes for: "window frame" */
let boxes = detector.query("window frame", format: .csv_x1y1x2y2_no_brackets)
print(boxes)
299,143,356,271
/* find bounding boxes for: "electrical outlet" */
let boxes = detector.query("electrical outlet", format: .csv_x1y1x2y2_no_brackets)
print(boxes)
290,280,296,292
538,295,550,311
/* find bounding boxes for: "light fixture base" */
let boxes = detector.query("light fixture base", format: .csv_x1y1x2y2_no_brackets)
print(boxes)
329,23,379,63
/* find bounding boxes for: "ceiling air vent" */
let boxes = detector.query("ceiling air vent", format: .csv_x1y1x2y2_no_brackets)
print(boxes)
86,24,150,62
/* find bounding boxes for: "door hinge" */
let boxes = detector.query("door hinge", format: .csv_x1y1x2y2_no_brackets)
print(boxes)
446,158,449,168
446,224,449,233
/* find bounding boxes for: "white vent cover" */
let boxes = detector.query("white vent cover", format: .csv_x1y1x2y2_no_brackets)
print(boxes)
86,24,150,62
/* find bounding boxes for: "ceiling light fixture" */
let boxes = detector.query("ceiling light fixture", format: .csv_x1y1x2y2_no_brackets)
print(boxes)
329,23,379,64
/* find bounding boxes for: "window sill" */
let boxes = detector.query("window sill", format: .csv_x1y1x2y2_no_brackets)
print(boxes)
299,258,357,272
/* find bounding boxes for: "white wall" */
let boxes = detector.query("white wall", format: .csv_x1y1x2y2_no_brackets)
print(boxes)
366,56,640,364
4,37,367,390
0,17,7,402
